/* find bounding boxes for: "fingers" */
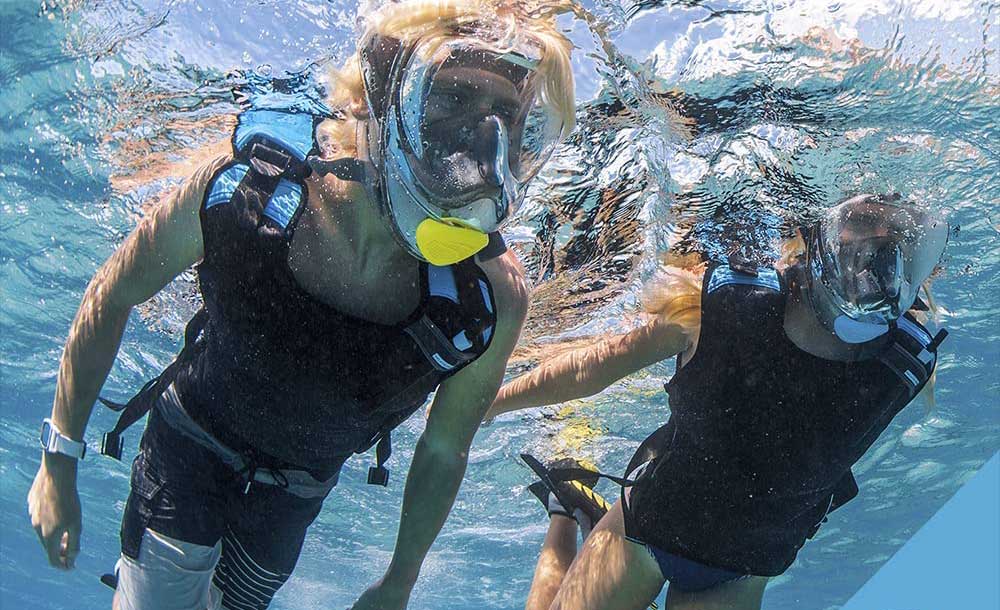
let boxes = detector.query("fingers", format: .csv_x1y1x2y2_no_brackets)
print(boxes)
27,467,82,570
43,525,68,568
63,526,81,569
33,521,79,569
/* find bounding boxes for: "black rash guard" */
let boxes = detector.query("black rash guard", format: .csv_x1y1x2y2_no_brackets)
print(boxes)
625,263,941,576
172,161,501,473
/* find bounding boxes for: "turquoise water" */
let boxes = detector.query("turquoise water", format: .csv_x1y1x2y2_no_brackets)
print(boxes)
1,1,997,609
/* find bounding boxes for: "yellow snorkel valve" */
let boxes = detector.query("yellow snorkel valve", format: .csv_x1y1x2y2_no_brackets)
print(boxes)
415,217,490,266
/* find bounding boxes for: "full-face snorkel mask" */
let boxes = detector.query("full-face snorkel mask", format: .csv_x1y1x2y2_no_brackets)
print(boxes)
360,27,566,265
805,195,949,343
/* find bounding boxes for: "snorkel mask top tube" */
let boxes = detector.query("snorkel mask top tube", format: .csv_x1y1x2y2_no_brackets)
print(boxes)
805,195,949,343
359,18,568,265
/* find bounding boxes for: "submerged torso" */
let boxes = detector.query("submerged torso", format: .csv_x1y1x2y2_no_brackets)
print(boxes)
174,165,497,473
286,184,422,324
629,264,935,575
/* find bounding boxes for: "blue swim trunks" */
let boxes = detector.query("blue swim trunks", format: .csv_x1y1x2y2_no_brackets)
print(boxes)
628,537,750,592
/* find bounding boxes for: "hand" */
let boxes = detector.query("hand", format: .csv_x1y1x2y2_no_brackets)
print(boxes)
349,575,413,610
27,453,82,569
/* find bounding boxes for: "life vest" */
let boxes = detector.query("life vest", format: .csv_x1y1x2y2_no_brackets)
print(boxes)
99,108,504,485
620,259,946,575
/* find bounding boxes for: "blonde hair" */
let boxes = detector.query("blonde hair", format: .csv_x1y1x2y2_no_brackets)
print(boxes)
323,0,576,153
315,115,359,159
641,252,705,341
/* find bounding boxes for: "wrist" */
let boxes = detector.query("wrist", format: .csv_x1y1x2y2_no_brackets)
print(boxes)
42,451,79,480
40,417,87,461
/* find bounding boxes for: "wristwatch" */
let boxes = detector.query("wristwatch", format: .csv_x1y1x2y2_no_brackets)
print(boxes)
39,418,87,460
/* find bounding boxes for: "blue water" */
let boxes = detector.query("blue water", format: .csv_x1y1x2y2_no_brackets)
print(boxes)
2,1,998,609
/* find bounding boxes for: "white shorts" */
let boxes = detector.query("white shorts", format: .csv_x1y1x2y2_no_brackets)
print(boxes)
115,529,223,610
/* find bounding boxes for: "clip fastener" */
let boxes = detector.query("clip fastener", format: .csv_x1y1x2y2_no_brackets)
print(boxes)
248,141,292,172
928,328,949,351
367,465,389,486
100,432,124,461
728,253,758,276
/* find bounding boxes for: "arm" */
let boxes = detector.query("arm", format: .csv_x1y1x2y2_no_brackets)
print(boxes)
351,251,529,610
485,316,692,420
27,155,228,569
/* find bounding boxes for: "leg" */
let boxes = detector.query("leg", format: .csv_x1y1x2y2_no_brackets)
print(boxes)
546,500,665,610
664,577,768,610
113,409,229,610
213,478,327,610
525,515,578,610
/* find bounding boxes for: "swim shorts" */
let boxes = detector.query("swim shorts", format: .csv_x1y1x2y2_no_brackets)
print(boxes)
116,386,347,610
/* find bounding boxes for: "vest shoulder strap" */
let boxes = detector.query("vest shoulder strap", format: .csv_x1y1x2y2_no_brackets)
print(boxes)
203,161,308,236
878,313,945,399
233,109,320,165
202,110,322,244
405,261,497,373
705,263,782,295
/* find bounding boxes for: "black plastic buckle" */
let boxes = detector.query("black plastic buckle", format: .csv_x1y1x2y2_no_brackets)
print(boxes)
728,253,758,276
249,141,293,173
100,432,124,461
928,328,949,351
367,465,389,486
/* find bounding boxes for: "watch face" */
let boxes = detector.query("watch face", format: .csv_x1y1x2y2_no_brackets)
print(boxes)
40,420,52,449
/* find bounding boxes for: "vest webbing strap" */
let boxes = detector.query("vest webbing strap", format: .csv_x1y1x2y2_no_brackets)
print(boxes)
366,434,392,486
99,308,208,460
403,315,475,372
453,262,491,352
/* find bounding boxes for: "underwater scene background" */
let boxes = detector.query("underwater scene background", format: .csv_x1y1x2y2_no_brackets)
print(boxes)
1,0,997,608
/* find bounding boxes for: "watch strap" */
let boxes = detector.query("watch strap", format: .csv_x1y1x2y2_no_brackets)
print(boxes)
41,418,86,460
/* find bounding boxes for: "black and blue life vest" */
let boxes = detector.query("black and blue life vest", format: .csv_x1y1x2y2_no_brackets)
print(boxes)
622,258,946,576
100,109,503,483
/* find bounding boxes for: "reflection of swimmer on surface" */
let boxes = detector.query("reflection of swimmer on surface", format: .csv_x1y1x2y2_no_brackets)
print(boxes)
26,2,577,609
487,195,950,610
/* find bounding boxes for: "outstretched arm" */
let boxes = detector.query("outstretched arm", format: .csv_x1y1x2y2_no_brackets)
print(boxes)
485,316,693,420
27,155,228,569
350,251,529,610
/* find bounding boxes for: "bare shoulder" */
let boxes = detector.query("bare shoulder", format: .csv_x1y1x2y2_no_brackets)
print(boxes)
173,153,234,212
109,152,234,307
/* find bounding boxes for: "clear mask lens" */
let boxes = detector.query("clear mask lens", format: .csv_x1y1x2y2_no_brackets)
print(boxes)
395,41,562,218
816,198,948,323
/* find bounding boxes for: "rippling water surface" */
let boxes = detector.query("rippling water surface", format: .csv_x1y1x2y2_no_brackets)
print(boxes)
2,1,998,609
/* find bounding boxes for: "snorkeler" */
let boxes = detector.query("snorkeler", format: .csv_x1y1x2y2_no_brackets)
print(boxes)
487,195,949,610
26,1,574,609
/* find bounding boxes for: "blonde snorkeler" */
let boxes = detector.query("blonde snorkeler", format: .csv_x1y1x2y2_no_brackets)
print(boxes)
488,195,949,610
27,1,576,608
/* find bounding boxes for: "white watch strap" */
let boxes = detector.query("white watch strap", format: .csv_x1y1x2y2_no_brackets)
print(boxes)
42,418,86,460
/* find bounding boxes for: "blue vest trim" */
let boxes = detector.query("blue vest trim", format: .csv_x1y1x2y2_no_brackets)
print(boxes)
262,179,303,229
430,353,454,370
428,265,459,303
452,330,473,351
235,110,315,162
897,315,935,366
205,164,250,209
707,265,781,294
897,315,931,347
480,280,494,314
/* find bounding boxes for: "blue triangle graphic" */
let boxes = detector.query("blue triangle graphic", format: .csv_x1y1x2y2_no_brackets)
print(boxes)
840,452,999,610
